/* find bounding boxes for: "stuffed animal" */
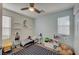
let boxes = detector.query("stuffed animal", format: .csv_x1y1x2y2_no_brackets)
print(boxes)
56,43,75,55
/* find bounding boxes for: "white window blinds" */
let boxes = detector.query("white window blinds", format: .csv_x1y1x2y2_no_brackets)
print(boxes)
58,16,70,35
2,16,11,40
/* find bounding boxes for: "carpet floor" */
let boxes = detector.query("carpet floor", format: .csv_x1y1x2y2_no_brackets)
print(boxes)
13,44,54,55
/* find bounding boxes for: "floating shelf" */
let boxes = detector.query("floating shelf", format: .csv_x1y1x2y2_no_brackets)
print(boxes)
13,22,21,30
14,23,20,25
13,28,21,30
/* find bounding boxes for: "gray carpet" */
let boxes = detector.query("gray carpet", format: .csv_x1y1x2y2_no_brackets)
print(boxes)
13,44,54,55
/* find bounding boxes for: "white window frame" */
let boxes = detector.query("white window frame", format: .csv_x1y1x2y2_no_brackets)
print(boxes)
58,16,70,35
2,16,11,40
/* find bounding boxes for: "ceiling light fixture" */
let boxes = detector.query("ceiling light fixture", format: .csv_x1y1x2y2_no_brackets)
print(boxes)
21,3,45,13
29,7,34,12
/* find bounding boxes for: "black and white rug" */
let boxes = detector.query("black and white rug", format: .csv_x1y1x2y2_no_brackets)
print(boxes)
13,44,54,55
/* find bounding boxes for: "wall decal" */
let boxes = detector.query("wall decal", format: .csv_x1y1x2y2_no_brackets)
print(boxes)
23,19,28,28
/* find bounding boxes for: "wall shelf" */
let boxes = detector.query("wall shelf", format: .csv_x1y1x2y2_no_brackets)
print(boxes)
13,28,21,30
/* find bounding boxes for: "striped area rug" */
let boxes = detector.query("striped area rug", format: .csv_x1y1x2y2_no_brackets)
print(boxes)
13,44,53,55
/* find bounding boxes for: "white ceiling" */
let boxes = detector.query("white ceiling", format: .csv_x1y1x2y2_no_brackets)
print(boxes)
3,3,75,18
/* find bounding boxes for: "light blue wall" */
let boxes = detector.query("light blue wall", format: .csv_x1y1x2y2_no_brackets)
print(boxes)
35,8,74,47
0,4,2,48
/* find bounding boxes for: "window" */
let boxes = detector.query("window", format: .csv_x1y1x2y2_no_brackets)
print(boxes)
2,16,11,40
58,16,70,35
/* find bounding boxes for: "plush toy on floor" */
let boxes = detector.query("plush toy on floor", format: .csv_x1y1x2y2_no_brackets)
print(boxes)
56,43,75,55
